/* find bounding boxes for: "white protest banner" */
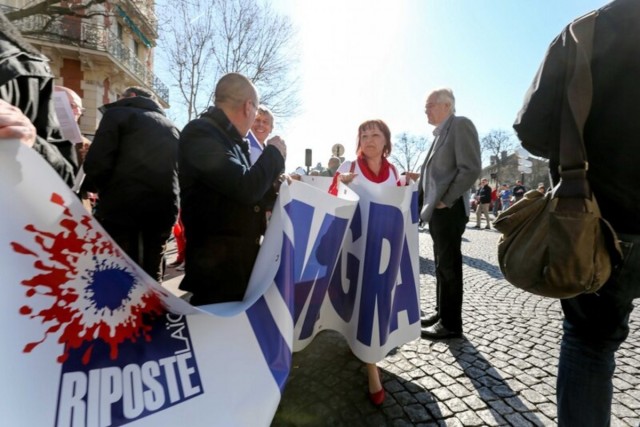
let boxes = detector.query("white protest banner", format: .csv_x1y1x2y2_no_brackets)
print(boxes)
0,142,420,426
293,175,421,362
1,141,283,427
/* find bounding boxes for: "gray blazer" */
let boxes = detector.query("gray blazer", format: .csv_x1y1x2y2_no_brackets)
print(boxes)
419,114,482,223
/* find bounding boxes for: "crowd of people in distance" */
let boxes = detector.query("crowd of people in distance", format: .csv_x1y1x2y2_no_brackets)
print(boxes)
472,178,547,228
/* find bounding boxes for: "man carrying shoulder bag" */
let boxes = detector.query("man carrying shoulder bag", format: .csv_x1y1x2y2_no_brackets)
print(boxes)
511,1,640,425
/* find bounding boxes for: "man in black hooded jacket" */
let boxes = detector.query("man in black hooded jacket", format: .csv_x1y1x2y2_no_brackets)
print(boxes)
84,86,179,282
0,11,74,184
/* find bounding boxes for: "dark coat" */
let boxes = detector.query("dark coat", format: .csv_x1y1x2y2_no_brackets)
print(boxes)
83,96,180,230
513,0,640,233
178,107,285,304
476,184,492,204
0,12,74,185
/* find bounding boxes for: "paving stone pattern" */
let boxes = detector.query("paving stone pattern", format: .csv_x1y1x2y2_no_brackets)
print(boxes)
272,224,640,427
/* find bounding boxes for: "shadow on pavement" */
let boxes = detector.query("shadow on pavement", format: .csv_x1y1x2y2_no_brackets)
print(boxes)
449,337,544,425
462,254,505,280
272,330,546,426
273,331,445,426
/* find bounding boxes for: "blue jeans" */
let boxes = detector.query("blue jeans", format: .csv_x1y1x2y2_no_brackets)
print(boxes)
557,232,640,426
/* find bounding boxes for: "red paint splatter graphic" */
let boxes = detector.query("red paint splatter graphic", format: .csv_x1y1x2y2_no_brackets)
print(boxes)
12,193,167,364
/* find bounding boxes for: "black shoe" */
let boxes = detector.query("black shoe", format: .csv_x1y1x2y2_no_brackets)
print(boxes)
420,313,439,327
473,225,481,229
484,226,491,230
421,320,462,340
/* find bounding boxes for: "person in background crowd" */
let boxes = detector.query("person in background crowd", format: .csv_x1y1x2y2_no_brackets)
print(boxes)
491,185,500,216
322,156,342,177
249,104,283,223
169,213,186,270
0,11,73,185
418,88,481,340
513,179,526,201
49,86,84,173
474,178,492,229
249,105,274,164
53,86,94,211
178,73,286,305
83,86,180,282
537,182,546,194
514,1,640,424
499,183,512,211
333,119,416,406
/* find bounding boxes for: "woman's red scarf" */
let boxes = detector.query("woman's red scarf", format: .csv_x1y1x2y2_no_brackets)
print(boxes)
355,155,392,183
328,156,399,195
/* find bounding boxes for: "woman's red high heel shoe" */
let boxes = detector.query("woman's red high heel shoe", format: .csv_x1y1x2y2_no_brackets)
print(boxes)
369,387,385,406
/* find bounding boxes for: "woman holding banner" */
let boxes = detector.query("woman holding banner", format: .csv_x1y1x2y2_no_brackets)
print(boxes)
330,119,418,405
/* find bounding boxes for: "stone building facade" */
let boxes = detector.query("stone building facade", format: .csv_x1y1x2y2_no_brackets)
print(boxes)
2,0,168,138
480,151,550,190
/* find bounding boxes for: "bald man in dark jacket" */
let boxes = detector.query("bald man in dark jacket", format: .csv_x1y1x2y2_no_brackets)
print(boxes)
179,73,286,305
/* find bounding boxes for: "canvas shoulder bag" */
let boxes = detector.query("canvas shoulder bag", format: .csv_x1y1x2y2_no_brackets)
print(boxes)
493,11,622,298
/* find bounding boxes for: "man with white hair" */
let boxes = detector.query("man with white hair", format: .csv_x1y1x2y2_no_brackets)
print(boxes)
52,86,89,172
249,105,275,164
418,88,481,339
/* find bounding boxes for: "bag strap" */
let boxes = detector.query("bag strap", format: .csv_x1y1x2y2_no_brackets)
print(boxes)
556,11,597,199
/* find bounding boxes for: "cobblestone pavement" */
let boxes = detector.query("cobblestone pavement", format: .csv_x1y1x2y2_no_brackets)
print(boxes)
271,223,640,427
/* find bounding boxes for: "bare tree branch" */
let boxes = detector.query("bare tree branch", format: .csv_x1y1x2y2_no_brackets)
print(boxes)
5,0,108,22
157,0,219,121
481,129,516,183
158,0,299,121
389,133,429,173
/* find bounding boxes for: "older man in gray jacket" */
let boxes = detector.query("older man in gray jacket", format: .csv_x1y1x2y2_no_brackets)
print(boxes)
418,88,481,339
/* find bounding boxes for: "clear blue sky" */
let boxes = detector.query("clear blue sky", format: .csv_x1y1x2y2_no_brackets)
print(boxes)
268,0,606,171
160,0,608,172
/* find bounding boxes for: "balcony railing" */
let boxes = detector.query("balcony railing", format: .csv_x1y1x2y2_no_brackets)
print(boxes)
117,0,158,40
3,8,168,104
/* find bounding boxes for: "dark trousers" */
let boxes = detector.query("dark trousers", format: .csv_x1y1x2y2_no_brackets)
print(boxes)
428,198,467,331
101,221,172,283
557,232,640,426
